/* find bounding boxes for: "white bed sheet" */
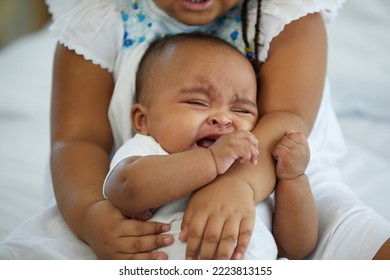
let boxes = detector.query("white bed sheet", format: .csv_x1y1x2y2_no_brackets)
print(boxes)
0,0,389,243
0,30,54,240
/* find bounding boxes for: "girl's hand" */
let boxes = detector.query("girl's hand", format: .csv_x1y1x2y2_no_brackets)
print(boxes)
179,176,255,260
83,200,174,260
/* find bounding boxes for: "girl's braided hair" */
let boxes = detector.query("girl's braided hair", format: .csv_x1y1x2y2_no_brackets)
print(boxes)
241,0,262,71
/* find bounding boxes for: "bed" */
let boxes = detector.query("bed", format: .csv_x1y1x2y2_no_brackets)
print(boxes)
0,0,389,248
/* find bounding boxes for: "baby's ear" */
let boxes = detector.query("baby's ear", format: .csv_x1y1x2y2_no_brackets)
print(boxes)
131,103,149,135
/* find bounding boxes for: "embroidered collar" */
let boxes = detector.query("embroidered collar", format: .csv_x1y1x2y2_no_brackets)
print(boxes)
115,0,248,56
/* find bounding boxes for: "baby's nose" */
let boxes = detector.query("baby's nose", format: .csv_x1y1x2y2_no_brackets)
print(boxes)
208,113,232,127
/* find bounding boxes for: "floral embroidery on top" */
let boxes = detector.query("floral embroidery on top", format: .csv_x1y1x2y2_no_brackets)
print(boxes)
115,0,162,48
114,0,249,57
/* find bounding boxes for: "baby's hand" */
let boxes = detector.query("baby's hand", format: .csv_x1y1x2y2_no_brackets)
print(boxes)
209,130,258,174
180,175,255,260
272,131,310,180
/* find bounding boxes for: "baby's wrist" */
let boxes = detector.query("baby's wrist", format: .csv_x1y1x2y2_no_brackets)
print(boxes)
277,173,307,185
218,172,255,201
208,148,219,176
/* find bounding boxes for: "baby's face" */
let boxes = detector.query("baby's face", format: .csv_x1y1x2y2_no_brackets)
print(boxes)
152,0,240,26
144,42,258,154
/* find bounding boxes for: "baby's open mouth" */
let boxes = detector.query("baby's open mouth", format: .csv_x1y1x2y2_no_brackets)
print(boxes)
196,137,217,148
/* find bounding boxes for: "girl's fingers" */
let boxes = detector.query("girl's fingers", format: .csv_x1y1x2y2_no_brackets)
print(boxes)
114,251,168,260
117,219,170,237
116,233,174,254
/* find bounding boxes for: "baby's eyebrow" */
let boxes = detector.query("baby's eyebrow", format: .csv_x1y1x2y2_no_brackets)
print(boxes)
233,95,257,109
180,85,213,95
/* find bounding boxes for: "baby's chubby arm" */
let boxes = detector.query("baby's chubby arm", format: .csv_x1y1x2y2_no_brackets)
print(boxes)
105,131,258,216
272,132,318,259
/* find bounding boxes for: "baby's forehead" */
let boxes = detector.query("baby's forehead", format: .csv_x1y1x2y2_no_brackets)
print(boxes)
137,35,255,103
150,35,243,61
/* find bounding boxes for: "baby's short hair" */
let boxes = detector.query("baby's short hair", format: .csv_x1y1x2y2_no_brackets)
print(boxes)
135,33,250,103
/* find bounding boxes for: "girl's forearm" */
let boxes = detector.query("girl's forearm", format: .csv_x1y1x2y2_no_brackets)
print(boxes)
51,139,111,240
50,44,115,241
230,13,324,199
105,148,217,214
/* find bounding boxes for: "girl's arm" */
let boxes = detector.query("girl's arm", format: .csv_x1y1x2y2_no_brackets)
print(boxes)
50,45,173,260
51,44,114,238
182,13,327,260
251,11,327,202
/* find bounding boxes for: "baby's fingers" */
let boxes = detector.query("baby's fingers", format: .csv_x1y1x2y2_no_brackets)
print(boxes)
185,215,208,260
248,140,259,165
232,217,253,260
214,219,239,260
199,217,225,259
282,131,308,151
179,204,194,242
238,132,259,165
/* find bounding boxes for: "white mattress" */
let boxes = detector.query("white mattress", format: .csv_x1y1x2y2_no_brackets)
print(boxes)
0,0,389,243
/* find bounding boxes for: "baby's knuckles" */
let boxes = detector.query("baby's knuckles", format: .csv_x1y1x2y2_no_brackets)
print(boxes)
215,131,257,157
